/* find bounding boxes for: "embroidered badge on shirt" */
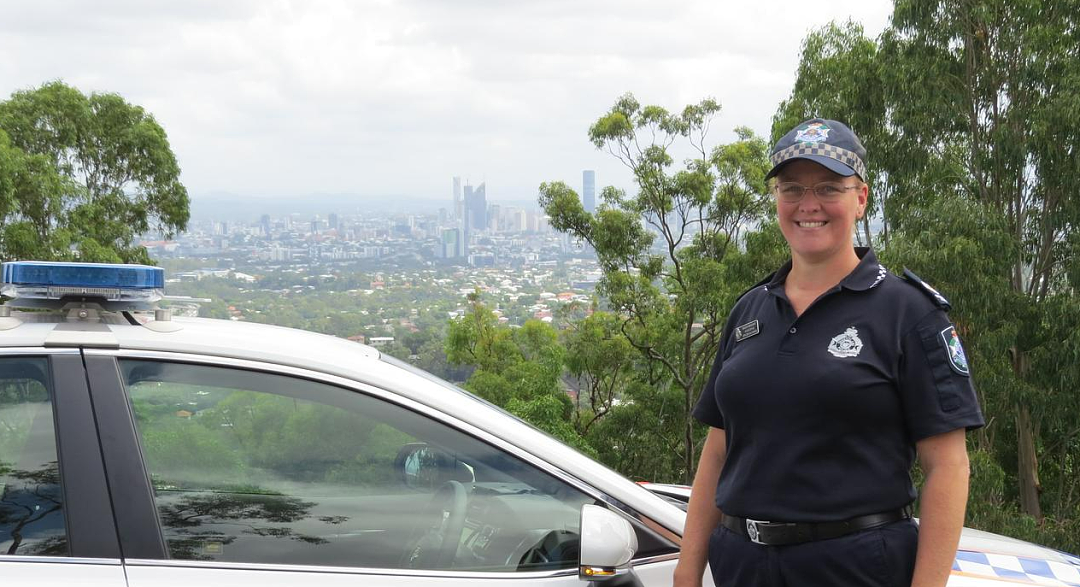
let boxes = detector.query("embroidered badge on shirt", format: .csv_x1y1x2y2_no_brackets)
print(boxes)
795,122,830,144
734,320,760,342
828,327,863,358
940,325,970,375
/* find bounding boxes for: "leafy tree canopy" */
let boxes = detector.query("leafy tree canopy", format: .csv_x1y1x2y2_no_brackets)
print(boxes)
0,81,189,262
540,94,782,482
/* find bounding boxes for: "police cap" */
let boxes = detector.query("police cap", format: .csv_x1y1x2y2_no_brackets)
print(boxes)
766,118,868,181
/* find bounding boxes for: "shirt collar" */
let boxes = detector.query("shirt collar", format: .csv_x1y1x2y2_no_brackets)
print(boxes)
766,248,886,292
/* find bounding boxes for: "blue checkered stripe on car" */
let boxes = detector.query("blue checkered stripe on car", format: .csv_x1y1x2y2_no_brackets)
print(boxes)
770,143,867,179
953,550,1080,585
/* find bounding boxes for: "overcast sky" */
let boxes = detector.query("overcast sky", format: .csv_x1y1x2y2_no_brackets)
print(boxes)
0,0,892,206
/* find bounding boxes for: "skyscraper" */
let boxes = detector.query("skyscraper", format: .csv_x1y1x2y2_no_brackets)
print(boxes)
582,170,596,213
452,176,462,221
462,184,474,258
441,228,461,259
472,182,487,230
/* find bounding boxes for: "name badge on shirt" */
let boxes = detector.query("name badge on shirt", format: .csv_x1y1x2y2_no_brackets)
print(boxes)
734,320,760,342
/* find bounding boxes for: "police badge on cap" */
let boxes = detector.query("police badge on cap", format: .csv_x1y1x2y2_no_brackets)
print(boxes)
766,118,868,181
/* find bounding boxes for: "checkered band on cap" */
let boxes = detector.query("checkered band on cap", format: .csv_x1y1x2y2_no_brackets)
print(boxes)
770,142,867,179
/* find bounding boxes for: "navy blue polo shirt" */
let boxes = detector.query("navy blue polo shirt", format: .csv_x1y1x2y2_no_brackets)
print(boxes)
693,248,985,523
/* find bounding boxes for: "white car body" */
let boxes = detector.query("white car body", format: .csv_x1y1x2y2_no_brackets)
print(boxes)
0,312,691,586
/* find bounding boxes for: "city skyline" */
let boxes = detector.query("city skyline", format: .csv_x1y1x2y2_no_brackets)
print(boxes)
2,1,892,201
162,200,568,271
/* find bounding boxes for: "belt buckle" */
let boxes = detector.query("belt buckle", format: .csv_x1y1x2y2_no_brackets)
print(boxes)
745,518,769,545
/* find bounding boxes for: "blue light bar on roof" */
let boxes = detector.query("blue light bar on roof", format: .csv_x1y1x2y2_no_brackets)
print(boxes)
3,261,164,288
1,261,165,306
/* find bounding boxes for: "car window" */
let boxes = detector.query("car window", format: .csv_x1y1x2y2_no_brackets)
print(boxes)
0,357,67,556
120,359,596,571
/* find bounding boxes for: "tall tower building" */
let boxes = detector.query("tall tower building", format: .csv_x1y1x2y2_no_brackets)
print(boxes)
472,182,487,230
462,183,474,257
583,170,596,213
452,177,462,221
489,203,501,232
441,228,461,259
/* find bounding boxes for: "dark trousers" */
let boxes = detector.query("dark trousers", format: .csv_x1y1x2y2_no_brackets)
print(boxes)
707,519,919,587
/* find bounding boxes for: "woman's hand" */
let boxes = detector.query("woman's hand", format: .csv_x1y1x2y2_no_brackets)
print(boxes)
672,560,706,587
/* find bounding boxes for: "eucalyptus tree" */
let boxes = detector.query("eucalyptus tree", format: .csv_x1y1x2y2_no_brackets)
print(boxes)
539,95,778,482
883,0,1080,524
561,311,637,437
444,295,594,455
0,81,189,262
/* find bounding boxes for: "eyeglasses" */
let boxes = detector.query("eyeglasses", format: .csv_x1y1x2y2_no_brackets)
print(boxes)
772,182,861,203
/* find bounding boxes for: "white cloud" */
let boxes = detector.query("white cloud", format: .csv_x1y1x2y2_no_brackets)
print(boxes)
0,0,892,203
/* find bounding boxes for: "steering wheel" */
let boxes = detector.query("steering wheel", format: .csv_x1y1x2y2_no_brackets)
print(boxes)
402,480,468,569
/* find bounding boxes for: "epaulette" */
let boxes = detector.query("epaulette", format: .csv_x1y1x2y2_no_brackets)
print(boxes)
737,272,776,303
901,268,951,311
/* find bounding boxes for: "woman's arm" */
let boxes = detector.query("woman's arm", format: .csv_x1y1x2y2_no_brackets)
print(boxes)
673,427,728,587
911,428,970,587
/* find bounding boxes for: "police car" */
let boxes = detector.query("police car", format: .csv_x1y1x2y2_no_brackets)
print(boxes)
0,261,679,587
1,262,1078,587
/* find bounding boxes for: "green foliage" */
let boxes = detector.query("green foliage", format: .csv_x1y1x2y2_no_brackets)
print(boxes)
562,312,636,434
443,297,598,455
585,379,687,482
541,94,783,482
445,297,522,373
0,81,189,262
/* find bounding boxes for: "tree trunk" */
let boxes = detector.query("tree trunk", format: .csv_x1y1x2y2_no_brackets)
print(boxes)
1016,403,1042,520
684,385,695,484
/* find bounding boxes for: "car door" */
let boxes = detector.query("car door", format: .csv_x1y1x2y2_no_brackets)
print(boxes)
83,350,680,587
0,351,127,586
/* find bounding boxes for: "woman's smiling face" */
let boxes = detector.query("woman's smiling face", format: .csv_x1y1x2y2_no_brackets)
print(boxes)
774,159,867,264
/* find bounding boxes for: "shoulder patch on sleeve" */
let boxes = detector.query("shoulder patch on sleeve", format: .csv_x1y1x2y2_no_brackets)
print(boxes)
901,269,951,311
737,272,775,302
940,325,970,375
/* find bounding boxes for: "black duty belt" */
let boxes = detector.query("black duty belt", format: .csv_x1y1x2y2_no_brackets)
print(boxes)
721,506,913,546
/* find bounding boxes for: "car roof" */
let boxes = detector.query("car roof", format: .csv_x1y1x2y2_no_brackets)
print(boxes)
0,310,688,536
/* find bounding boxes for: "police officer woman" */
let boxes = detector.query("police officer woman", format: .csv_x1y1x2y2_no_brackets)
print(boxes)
674,119,984,587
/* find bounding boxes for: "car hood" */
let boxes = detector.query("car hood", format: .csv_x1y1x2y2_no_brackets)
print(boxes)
953,528,1080,585
958,526,1074,562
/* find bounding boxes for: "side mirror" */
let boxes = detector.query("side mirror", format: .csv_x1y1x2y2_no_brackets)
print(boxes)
395,443,474,491
579,504,643,587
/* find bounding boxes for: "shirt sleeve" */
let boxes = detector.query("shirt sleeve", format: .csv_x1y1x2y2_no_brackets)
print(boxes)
692,317,735,429
898,309,986,441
